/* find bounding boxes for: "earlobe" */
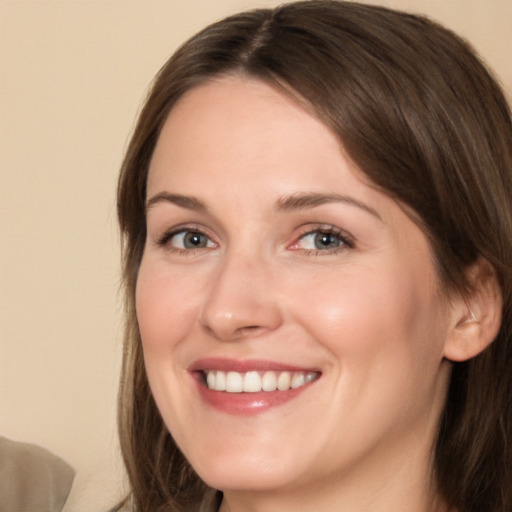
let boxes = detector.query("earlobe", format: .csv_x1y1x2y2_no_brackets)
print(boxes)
443,259,503,362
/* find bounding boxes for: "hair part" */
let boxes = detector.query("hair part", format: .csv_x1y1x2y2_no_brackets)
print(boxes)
117,2,512,511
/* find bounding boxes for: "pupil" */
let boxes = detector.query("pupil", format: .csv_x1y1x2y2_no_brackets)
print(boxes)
184,232,205,248
315,233,339,249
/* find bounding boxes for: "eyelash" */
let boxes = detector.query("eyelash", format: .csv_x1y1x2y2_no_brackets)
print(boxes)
290,226,355,256
155,224,355,256
156,225,216,255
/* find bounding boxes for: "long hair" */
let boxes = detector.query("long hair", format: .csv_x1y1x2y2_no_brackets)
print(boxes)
116,2,512,511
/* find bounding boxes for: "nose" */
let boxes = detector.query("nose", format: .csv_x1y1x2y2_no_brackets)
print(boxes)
199,252,283,342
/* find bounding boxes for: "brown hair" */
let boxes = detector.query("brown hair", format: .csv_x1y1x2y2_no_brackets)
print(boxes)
116,2,512,511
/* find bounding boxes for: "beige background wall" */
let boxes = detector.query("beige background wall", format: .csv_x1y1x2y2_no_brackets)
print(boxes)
1,1,511,510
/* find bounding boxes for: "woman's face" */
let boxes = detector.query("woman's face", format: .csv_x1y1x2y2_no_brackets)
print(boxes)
137,77,455,499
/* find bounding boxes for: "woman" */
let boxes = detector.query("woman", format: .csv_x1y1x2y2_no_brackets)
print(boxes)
116,1,512,511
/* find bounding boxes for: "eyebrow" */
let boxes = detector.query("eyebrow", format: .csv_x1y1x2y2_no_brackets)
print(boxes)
275,192,382,221
146,191,382,222
146,192,207,213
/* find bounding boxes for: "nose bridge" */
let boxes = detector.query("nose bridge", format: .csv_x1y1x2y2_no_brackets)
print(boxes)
199,245,282,341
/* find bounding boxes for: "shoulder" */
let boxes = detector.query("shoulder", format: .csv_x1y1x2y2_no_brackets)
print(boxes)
0,436,75,512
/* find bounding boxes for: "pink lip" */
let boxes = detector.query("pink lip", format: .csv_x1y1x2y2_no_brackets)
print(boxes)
189,357,314,373
189,358,320,416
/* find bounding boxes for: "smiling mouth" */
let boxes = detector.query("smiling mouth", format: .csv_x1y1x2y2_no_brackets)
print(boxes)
202,370,320,393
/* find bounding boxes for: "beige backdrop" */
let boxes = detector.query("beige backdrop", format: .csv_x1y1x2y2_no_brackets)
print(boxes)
1,1,511,510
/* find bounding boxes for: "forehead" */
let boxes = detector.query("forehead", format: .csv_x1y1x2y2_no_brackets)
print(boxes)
147,76,362,196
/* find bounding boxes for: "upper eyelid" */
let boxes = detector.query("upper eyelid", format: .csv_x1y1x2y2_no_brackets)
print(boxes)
156,224,214,245
294,224,353,239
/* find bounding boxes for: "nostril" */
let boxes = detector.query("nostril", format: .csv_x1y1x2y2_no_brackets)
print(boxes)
202,323,270,342
236,325,266,337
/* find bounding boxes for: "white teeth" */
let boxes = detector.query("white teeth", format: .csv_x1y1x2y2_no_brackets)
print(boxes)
243,371,261,392
204,370,318,393
305,372,317,383
226,371,243,392
214,371,226,391
261,371,277,391
277,371,291,391
206,371,216,390
291,372,305,389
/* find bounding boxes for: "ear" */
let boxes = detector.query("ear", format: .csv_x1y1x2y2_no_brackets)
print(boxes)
444,258,502,362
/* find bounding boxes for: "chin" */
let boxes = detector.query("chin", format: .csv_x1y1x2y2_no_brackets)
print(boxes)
187,447,304,493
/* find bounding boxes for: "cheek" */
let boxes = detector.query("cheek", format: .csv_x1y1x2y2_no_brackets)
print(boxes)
135,259,201,354
135,259,203,436
289,262,445,367
291,265,449,437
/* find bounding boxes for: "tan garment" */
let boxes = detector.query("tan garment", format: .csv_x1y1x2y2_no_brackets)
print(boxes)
0,436,75,512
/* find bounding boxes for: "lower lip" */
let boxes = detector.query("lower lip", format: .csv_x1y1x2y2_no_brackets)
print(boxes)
193,375,317,415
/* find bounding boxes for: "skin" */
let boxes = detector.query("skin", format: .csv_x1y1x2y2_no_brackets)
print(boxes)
136,76,461,512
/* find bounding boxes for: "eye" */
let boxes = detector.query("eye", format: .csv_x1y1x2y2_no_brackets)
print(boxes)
291,227,354,253
160,229,215,250
300,231,342,250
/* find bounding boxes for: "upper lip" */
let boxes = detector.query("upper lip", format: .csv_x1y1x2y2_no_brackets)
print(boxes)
189,357,320,373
